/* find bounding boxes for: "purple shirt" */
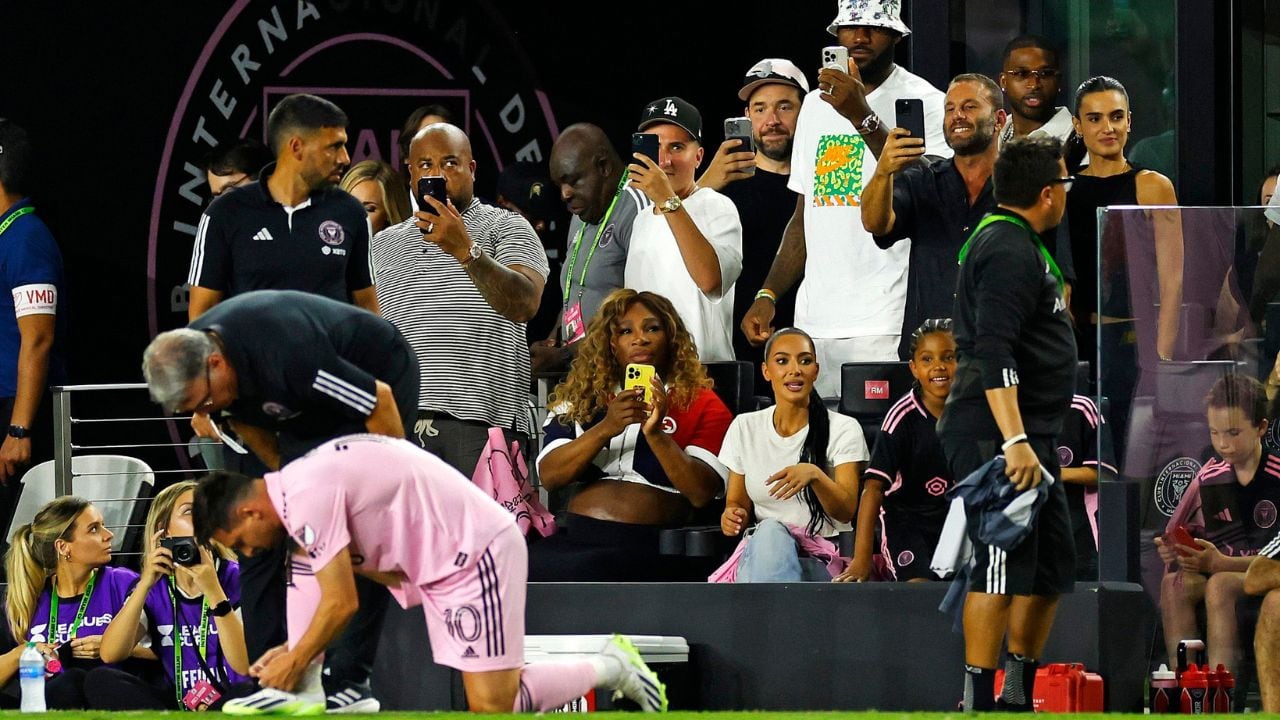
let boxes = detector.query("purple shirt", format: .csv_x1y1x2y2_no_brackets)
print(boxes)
28,565,137,645
142,561,248,699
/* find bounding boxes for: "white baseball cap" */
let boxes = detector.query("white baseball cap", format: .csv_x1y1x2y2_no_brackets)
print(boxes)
738,59,811,101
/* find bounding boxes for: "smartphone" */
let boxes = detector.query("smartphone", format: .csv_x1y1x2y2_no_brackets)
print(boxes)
631,133,659,166
624,363,656,405
822,45,849,72
1166,525,1199,552
723,117,755,154
416,176,447,217
895,98,926,141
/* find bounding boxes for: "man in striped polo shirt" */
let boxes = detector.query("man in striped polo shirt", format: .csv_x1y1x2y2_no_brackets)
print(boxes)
142,289,417,712
372,122,549,475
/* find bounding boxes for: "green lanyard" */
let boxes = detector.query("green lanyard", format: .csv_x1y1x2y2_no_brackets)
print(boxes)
957,211,1065,293
562,171,629,305
168,580,210,704
48,568,98,644
0,206,35,237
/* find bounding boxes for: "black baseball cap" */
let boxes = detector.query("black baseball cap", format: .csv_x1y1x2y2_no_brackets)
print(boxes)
637,96,702,141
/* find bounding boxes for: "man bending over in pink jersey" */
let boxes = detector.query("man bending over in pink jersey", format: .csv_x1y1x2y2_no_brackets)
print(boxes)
192,433,667,714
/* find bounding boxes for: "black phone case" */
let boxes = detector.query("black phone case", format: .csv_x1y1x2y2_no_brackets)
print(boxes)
895,99,926,141
631,133,659,164
417,177,446,216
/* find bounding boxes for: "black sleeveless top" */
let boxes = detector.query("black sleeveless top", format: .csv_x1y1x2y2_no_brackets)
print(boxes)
1065,167,1143,361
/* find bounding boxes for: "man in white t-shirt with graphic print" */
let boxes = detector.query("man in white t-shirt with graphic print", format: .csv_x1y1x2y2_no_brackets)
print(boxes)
624,97,743,361
740,0,949,397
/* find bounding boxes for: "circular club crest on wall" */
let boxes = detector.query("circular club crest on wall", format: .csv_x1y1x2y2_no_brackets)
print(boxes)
148,0,559,335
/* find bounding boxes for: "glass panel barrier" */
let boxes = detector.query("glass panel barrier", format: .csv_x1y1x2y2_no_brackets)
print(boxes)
1094,204,1278,680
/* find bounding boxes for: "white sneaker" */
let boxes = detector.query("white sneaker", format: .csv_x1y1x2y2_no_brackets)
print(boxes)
601,634,668,712
222,688,325,716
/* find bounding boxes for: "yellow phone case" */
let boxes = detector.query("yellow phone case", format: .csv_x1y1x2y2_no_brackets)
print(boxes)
623,363,656,404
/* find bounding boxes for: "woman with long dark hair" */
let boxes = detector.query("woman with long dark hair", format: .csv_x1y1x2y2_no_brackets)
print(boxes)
718,328,864,581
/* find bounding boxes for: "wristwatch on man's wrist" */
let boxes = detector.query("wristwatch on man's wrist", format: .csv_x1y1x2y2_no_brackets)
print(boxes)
659,196,683,214
459,243,483,266
7,425,28,439
856,112,882,136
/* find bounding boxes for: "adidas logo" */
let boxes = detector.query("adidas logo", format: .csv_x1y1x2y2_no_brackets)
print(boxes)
1216,508,1233,523
252,228,274,241
462,646,478,658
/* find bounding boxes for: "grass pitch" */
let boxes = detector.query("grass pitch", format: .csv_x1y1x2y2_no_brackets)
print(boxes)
0,713,1146,719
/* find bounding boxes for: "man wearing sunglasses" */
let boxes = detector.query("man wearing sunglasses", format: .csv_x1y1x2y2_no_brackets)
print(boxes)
998,35,1074,150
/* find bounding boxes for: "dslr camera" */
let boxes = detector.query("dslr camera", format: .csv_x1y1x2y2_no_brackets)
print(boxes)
160,536,201,566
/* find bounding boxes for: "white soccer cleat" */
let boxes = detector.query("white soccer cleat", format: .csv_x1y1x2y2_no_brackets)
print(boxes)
601,634,668,712
222,688,325,716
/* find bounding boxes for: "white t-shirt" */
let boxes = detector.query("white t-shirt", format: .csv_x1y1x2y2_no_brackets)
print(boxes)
624,187,743,361
718,407,869,536
788,64,948,338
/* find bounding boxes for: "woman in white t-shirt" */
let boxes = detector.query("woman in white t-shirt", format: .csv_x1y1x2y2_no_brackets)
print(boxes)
718,328,866,581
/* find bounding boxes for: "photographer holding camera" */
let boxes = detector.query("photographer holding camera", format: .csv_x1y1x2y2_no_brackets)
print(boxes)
100,482,250,710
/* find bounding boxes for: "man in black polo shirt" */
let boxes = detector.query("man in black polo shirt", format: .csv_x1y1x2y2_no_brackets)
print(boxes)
186,93,378,321
861,73,1003,360
698,58,807,370
143,290,416,712
936,136,1077,712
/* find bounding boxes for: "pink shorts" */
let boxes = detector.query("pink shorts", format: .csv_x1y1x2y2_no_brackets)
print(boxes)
420,522,527,672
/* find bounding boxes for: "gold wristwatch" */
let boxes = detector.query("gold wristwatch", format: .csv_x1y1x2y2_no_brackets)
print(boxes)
659,196,682,214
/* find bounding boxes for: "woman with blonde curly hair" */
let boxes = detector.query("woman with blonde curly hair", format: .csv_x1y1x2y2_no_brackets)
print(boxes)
339,160,410,234
531,289,733,581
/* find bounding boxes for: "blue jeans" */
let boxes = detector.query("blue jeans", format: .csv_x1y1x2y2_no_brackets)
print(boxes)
737,519,831,582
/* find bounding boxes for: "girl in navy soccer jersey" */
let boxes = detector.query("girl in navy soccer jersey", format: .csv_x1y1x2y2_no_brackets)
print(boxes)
842,319,957,582
0,497,156,709
717,328,865,582
100,481,249,710
1157,374,1280,672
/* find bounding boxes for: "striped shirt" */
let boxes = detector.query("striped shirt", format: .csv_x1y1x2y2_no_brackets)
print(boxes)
371,198,549,434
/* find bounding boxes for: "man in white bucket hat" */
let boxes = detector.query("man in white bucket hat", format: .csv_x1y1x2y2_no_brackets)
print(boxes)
740,0,948,396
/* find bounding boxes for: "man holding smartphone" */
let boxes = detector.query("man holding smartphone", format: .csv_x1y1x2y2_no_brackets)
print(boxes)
624,97,743,362
697,59,807,372
370,122,548,476
739,0,948,397
861,74,1005,359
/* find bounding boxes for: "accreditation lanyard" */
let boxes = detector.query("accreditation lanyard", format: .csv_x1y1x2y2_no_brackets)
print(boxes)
561,172,629,305
957,212,1064,293
168,581,211,704
48,568,98,644
0,206,35,238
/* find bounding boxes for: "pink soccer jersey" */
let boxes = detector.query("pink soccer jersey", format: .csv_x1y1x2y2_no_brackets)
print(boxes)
266,434,517,608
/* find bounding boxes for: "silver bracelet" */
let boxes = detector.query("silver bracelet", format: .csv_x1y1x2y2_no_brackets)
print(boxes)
1001,433,1029,452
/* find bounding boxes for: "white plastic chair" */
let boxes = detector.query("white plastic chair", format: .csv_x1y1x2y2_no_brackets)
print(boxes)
6,455,155,552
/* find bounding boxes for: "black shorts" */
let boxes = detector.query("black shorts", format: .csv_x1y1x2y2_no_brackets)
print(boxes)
881,509,945,581
940,433,1076,597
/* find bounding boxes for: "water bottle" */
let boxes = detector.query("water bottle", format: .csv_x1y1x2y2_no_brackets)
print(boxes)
1212,664,1234,713
1149,663,1177,713
1179,663,1208,714
19,642,46,712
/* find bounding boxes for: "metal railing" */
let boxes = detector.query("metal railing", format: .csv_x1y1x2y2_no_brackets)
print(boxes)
49,383,202,556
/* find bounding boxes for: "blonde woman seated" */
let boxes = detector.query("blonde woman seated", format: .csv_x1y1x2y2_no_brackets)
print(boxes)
0,497,155,709
531,289,733,581
717,328,865,582
100,481,250,710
